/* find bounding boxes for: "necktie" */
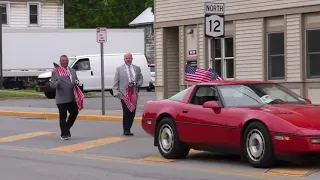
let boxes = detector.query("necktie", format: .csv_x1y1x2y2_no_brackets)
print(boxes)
128,65,134,82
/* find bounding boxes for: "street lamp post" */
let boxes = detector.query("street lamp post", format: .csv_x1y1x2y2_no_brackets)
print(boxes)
0,5,4,89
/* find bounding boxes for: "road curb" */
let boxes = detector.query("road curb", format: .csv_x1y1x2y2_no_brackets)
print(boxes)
0,110,142,123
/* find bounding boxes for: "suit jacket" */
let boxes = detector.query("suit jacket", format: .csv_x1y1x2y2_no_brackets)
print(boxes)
50,67,79,104
112,64,143,98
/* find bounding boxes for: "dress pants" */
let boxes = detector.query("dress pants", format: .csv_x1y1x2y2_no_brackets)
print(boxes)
121,99,136,133
57,102,79,136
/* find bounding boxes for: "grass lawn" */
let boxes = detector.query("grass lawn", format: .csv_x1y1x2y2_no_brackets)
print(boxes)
0,89,44,99
0,89,93,99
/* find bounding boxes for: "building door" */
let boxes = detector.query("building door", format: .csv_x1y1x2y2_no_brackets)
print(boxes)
208,37,234,80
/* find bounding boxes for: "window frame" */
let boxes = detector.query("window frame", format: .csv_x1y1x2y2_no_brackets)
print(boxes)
27,2,41,26
306,28,320,79
0,1,9,26
73,58,91,71
187,85,224,107
168,87,191,102
267,32,285,80
212,36,234,80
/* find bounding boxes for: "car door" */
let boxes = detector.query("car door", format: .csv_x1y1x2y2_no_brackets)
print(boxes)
72,58,95,90
177,85,229,147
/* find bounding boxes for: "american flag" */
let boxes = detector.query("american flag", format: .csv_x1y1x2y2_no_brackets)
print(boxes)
119,85,137,112
185,65,221,82
207,68,224,81
53,62,71,76
53,62,84,110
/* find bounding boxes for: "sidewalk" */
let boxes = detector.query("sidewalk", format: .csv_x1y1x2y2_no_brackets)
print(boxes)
0,106,142,122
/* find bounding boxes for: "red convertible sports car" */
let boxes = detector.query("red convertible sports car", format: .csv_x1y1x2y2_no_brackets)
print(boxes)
141,80,320,168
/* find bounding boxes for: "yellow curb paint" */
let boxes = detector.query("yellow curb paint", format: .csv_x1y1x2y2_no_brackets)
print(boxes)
0,110,142,122
265,167,313,177
141,149,203,163
49,137,128,152
141,156,177,163
0,131,55,143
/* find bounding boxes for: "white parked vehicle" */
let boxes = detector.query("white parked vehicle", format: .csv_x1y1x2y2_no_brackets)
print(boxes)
36,53,154,99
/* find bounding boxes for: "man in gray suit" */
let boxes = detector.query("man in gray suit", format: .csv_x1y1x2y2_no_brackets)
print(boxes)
113,53,143,136
50,54,79,140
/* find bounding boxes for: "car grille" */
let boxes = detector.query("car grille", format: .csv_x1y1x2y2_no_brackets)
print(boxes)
37,78,50,86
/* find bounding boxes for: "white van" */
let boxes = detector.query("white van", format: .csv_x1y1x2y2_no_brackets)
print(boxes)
36,53,154,99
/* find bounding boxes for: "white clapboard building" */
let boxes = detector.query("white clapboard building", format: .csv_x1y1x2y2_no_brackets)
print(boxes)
153,0,320,104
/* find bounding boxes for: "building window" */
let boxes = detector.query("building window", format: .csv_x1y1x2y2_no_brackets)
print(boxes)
28,3,40,25
213,37,234,79
0,3,8,25
267,32,285,80
306,29,320,79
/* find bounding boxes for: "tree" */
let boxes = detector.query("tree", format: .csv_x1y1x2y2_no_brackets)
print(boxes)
145,0,154,13
64,0,153,28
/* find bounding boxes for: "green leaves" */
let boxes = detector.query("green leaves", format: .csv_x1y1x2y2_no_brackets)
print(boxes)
64,0,154,28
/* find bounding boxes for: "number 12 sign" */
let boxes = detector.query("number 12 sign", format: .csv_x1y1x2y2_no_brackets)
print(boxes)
205,15,224,38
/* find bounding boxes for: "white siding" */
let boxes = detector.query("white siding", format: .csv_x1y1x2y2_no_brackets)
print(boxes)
155,28,164,86
286,14,301,81
5,0,63,29
179,26,185,86
197,24,205,68
235,18,263,80
165,27,180,97
155,0,320,22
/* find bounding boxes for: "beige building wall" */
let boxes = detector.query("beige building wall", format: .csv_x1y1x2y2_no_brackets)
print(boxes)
154,0,320,103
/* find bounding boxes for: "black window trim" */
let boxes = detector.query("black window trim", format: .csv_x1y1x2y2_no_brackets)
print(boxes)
306,28,320,79
28,2,40,25
0,3,8,25
267,32,285,80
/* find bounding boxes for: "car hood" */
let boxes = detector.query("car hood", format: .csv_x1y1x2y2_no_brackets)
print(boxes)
258,104,320,130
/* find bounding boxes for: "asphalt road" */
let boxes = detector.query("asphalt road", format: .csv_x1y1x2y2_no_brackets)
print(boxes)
0,116,320,179
0,91,156,111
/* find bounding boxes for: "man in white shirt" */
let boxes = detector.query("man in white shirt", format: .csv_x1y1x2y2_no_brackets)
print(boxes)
50,55,79,140
112,53,143,136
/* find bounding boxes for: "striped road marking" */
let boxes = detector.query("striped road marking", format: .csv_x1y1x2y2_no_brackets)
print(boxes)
49,137,128,152
141,149,203,163
0,131,55,143
265,167,314,177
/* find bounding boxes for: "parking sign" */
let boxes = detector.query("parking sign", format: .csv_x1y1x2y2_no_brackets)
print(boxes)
96,27,107,43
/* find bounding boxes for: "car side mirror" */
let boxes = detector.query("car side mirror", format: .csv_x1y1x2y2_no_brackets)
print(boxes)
304,97,312,104
203,100,220,109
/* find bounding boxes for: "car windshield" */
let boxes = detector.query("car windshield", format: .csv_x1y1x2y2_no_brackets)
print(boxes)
68,57,76,66
217,83,308,107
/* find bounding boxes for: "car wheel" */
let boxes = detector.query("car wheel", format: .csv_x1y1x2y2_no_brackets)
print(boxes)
157,117,190,159
44,92,55,99
243,121,275,168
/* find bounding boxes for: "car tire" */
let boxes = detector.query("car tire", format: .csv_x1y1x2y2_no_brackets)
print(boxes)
242,121,275,168
157,117,190,159
44,92,55,99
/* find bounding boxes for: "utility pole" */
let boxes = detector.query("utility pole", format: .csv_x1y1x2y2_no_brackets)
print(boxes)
0,5,3,89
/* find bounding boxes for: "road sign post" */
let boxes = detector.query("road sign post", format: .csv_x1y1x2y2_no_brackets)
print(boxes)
204,2,225,74
96,27,107,115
